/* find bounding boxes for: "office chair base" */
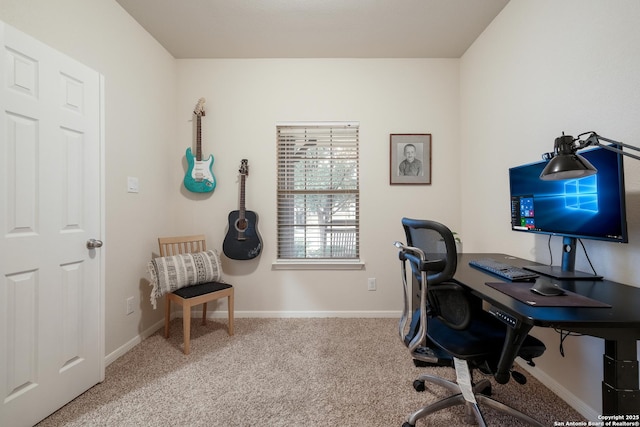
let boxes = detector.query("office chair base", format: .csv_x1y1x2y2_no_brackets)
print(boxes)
404,374,543,427
403,393,544,427
403,392,544,427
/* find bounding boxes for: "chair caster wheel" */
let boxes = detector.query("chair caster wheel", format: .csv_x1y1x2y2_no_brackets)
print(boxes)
402,423,415,427
412,380,426,392
512,371,527,385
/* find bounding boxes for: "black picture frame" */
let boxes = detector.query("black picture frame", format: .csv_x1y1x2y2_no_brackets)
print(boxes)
390,134,432,185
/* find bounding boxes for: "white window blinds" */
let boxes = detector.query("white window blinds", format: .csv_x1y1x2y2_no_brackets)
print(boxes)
277,123,360,259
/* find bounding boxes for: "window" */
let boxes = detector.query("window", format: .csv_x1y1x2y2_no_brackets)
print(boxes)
276,122,359,261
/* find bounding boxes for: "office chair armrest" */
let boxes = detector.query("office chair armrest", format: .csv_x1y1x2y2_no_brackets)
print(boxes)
400,252,446,274
395,242,429,354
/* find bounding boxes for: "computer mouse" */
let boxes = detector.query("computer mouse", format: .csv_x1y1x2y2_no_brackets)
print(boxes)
530,282,566,297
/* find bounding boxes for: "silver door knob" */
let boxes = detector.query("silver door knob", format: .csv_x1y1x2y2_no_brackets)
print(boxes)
86,239,103,249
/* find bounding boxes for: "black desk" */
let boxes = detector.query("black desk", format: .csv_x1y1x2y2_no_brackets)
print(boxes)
454,253,640,415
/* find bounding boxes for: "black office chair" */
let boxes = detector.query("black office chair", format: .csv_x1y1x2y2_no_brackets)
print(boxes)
396,218,546,427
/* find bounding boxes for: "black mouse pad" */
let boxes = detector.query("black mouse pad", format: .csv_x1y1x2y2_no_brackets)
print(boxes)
485,282,611,307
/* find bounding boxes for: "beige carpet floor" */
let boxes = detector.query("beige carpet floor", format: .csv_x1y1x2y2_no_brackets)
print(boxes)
37,317,584,426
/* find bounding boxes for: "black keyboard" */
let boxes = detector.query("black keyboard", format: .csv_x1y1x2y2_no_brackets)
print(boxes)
469,258,539,282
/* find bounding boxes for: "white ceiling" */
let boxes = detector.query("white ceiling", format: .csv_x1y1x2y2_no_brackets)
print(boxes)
115,0,510,59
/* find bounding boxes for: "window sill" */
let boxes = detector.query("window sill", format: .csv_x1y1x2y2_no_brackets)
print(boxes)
272,259,365,270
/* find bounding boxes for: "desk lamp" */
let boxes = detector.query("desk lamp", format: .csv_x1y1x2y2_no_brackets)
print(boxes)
540,131,640,180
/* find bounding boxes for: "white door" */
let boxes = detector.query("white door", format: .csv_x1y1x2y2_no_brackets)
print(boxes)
0,22,104,427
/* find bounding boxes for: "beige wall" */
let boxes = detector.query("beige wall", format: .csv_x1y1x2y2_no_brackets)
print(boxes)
460,0,640,416
174,58,461,315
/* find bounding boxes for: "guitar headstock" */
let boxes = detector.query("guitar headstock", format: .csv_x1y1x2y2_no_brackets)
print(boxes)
194,97,206,117
239,159,249,176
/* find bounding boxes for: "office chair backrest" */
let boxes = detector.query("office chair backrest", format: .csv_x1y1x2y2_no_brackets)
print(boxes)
401,217,471,331
401,218,457,285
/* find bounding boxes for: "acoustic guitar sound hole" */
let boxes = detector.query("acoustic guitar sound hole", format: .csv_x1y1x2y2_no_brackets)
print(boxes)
235,219,248,240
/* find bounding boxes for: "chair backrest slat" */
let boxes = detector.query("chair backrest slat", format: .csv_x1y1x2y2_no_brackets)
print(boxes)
158,235,207,257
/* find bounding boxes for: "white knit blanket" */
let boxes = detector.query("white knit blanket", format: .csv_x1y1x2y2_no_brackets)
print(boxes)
147,250,222,309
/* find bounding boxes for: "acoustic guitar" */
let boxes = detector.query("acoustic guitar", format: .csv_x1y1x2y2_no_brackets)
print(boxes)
223,159,262,260
184,98,216,193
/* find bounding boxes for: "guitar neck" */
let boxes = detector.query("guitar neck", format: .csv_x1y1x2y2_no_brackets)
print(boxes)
196,115,202,161
239,174,246,220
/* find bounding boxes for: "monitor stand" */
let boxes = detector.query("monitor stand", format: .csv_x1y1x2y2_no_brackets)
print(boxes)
523,264,603,280
523,236,603,281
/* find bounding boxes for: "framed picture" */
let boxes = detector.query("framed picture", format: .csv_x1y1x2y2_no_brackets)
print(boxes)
390,134,431,185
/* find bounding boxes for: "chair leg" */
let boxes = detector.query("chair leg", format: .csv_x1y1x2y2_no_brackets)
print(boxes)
201,302,207,325
417,373,461,394
183,303,191,355
228,292,235,336
406,393,466,426
164,296,171,338
476,395,545,427
464,401,487,426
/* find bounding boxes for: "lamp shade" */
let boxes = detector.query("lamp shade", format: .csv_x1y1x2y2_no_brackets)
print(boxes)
539,153,597,180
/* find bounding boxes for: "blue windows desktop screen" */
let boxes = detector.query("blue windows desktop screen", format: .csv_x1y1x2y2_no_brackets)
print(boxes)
509,146,628,243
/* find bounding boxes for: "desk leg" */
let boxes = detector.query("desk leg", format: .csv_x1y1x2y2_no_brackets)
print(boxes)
495,323,533,385
602,339,639,415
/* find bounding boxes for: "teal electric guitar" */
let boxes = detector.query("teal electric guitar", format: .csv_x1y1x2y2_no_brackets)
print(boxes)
184,98,216,193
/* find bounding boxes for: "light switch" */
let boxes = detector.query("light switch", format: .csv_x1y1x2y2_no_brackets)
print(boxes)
127,176,139,193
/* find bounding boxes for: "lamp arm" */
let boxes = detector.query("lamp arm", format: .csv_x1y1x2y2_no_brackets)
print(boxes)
578,132,640,162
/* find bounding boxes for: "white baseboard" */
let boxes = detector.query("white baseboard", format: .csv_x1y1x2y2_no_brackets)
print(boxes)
104,318,164,366
206,310,402,318
516,359,599,421
170,310,402,319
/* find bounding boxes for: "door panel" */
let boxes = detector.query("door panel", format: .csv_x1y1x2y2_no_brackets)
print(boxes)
0,21,104,427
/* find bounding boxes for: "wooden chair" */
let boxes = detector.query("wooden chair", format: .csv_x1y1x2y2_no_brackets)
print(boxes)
158,235,234,354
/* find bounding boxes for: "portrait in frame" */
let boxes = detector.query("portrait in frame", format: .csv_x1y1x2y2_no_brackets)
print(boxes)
390,134,431,185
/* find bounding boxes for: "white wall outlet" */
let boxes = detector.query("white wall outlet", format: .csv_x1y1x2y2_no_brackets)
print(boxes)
127,176,139,193
126,296,134,315
367,277,376,291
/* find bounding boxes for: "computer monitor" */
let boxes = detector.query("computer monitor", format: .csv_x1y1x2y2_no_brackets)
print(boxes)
509,145,628,280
